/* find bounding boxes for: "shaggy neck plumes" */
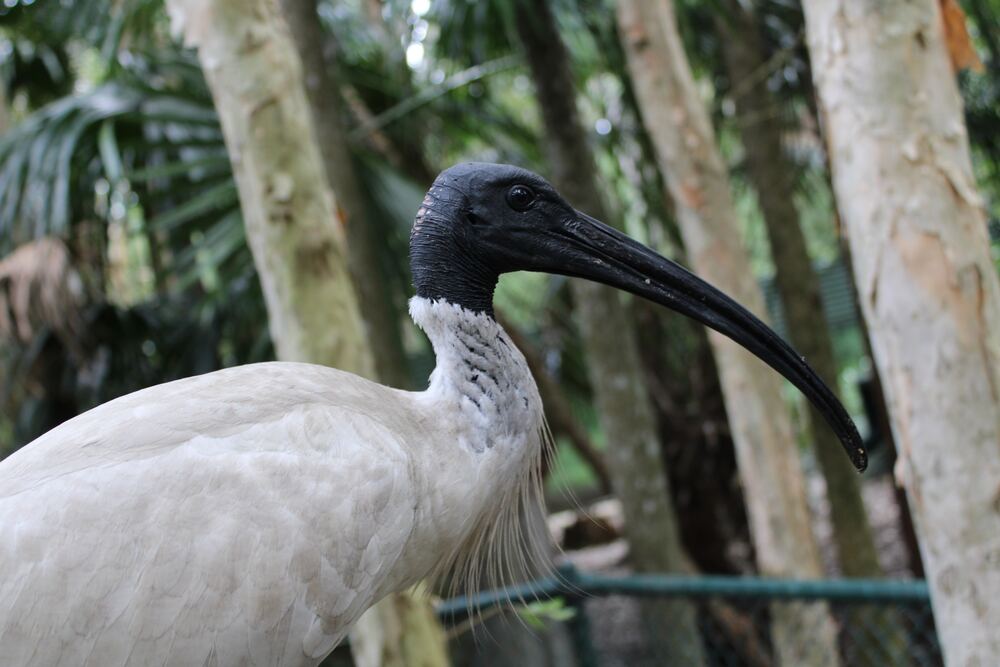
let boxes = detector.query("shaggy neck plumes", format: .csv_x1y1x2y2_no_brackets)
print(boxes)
407,296,552,599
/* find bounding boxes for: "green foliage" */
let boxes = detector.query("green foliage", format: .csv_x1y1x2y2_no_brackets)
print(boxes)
546,436,599,497
0,7,247,446
517,597,576,629
0,76,226,253
431,0,521,66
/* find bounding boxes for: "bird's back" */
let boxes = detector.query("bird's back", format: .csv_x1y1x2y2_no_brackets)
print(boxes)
0,363,426,666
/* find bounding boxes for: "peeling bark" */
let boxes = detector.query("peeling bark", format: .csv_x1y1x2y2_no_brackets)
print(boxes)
802,0,1000,664
617,1,840,664
515,1,705,663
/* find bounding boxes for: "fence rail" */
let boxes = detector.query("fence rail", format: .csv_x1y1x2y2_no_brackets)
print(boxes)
437,563,942,667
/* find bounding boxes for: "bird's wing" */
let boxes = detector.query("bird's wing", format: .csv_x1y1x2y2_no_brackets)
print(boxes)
0,362,425,667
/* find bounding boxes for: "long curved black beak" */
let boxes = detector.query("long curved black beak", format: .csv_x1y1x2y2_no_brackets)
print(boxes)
546,210,867,472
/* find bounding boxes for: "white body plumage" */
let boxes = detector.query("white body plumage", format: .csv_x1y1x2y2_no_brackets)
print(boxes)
0,298,547,666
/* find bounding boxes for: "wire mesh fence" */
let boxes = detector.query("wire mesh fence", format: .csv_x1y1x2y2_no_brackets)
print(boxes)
438,563,943,667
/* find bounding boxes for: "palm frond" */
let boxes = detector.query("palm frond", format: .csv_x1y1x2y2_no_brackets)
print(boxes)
0,69,225,250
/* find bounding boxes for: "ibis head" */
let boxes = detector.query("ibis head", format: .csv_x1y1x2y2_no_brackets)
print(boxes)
411,162,867,472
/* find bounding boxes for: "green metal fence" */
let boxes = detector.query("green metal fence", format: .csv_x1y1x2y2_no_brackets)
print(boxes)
438,563,942,667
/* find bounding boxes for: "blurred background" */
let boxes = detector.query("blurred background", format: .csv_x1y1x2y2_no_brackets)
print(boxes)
0,0,997,665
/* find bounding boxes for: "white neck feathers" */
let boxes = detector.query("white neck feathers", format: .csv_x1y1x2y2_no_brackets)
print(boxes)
409,296,540,453
406,296,551,596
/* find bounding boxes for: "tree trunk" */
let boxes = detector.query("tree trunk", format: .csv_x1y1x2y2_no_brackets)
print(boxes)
0,80,9,135
515,2,706,664
603,22,755,576
633,302,755,576
717,2,882,580
500,314,613,496
448,506,576,667
280,0,410,389
352,0,437,189
164,1,449,665
349,587,449,667
616,2,840,665
802,1,1000,663
166,0,372,375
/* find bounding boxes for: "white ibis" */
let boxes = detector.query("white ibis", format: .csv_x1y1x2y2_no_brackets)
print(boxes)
0,163,866,666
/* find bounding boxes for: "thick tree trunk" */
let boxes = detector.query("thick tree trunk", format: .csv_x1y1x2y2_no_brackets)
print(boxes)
717,3,882,580
514,2,706,664
280,0,409,386
166,0,372,375
802,1,1000,663
281,0,410,390
164,1,449,665
616,2,840,665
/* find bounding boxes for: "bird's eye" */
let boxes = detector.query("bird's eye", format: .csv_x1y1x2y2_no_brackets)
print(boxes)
506,185,536,212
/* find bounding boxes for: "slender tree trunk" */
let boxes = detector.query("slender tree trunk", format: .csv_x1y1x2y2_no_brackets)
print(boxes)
353,0,436,189
349,589,449,667
280,0,409,389
164,2,449,666
633,302,755,576
514,2,706,664
602,21,755,576
802,1,1000,663
0,80,9,135
500,314,613,496
448,506,576,667
616,2,841,665
717,3,882,580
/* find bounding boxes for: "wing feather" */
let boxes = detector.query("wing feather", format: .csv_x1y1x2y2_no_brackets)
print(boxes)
0,363,421,667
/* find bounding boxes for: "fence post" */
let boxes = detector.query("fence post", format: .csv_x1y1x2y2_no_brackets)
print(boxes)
557,563,598,667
